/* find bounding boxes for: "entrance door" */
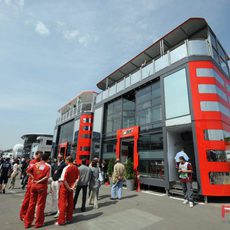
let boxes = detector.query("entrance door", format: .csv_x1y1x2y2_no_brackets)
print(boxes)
120,138,134,163
167,126,197,182
59,142,68,159
116,126,139,171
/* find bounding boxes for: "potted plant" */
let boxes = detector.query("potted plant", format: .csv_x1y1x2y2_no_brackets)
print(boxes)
107,158,116,185
125,158,136,191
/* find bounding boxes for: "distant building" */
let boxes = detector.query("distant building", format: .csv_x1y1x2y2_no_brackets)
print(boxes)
52,91,97,164
31,136,53,157
21,134,53,157
12,144,24,158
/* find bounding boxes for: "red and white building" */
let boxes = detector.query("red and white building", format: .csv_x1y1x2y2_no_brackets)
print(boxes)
52,91,97,165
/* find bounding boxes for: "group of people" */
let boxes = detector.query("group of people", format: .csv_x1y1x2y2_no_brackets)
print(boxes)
0,157,22,193
18,151,111,228
1,146,194,228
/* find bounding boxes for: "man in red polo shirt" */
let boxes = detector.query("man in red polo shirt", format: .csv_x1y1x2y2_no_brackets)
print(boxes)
19,151,43,220
24,153,51,228
55,156,79,226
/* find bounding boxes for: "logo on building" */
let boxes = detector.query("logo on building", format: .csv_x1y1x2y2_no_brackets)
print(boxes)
122,128,134,136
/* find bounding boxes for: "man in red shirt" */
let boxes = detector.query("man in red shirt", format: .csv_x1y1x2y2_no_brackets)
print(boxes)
24,153,51,228
178,156,194,208
19,151,43,220
55,156,79,226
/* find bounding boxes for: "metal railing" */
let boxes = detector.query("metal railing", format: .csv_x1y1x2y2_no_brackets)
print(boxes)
96,39,212,104
56,104,92,125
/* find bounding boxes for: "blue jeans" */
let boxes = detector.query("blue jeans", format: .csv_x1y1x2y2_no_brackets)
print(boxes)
111,181,123,199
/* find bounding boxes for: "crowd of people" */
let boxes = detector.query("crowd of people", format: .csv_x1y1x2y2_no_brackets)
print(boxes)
0,151,124,228
0,156,24,193
0,147,194,228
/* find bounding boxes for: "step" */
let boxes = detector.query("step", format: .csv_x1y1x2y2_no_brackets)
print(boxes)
169,189,184,196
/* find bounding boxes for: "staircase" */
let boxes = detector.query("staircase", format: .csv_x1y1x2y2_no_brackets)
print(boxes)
169,181,199,198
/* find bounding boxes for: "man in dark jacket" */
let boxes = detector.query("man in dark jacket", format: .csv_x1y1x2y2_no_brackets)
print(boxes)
0,158,12,194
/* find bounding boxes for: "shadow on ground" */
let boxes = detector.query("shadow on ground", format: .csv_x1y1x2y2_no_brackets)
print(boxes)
44,212,103,227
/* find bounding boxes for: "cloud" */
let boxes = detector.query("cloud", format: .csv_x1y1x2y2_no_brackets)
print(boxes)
35,21,50,36
78,34,90,47
62,29,91,46
63,30,79,40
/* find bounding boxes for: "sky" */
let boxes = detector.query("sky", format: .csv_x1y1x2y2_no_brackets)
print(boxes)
0,0,229,150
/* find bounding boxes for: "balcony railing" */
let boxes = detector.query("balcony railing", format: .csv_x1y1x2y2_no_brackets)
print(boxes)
96,39,212,104
56,103,92,125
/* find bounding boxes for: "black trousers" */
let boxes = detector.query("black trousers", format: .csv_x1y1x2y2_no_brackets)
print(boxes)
73,185,88,209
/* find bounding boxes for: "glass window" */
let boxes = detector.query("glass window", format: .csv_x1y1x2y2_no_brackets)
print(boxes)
207,150,228,162
214,71,225,87
196,68,215,77
198,84,217,94
139,159,164,179
122,93,135,128
152,81,161,99
189,40,209,55
170,43,187,64
102,140,116,159
83,126,91,131
200,101,219,112
204,129,224,141
46,140,52,145
82,134,91,139
196,68,225,87
210,32,217,50
80,146,90,151
216,87,228,102
226,84,230,92
83,118,91,123
220,58,229,76
152,104,162,122
217,42,226,61
138,133,163,151
212,48,220,64
164,68,190,119
209,172,230,185
198,84,228,102
136,85,151,105
136,108,152,125
59,120,74,143
105,99,122,135
138,133,164,179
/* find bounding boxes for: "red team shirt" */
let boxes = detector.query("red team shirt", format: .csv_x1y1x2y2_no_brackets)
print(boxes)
27,159,40,185
60,163,79,188
27,161,51,186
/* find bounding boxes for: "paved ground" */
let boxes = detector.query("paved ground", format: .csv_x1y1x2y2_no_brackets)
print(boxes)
0,180,229,230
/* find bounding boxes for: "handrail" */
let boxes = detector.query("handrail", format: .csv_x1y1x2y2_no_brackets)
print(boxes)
96,39,212,104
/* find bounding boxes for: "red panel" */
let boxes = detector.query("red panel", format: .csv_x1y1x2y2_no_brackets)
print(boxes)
76,113,94,165
116,126,139,170
188,60,230,196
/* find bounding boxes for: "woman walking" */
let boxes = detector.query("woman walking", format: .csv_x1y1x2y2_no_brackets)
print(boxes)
9,159,20,189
